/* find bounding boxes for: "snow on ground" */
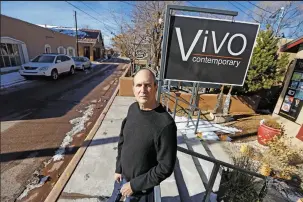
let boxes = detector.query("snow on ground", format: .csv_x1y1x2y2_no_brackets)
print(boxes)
52,104,95,161
16,104,96,200
0,72,31,89
118,56,130,60
174,116,241,140
17,175,49,200
91,61,102,68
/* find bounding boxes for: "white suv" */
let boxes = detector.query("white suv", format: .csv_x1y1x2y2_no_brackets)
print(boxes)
19,53,76,80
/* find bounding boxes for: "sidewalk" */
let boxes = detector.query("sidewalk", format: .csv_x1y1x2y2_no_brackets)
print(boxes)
58,96,136,202
56,95,235,202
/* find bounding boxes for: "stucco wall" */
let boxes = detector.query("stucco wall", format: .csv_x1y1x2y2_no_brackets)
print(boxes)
1,15,76,60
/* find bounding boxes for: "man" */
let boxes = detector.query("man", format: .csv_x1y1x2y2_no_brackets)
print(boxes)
108,68,177,202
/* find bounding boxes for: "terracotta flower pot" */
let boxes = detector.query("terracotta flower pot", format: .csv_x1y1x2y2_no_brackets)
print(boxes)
257,123,281,146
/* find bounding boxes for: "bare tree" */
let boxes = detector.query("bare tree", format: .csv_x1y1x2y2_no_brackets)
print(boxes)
250,1,303,38
132,1,185,73
110,11,147,74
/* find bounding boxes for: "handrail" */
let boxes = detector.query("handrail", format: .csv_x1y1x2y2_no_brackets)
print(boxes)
176,146,267,202
177,146,266,180
158,89,267,202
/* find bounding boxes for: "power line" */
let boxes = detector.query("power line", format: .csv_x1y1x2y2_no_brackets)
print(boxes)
248,1,274,14
79,1,117,31
65,1,115,37
119,1,136,7
234,1,264,19
186,1,198,7
228,1,258,22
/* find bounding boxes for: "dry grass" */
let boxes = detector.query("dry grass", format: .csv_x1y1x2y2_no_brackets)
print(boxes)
223,136,303,190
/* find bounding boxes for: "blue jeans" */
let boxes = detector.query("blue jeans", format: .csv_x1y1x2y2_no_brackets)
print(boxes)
107,178,154,202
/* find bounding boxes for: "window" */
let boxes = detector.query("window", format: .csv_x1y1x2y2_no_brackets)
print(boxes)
63,56,70,61
56,56,63,63
45,44,51,53
67,47,75,57
32,55,55,63
0,43,22,68
57,46,66,54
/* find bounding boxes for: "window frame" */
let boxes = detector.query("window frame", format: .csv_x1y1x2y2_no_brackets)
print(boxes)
45,44,51,53
57,46,66,54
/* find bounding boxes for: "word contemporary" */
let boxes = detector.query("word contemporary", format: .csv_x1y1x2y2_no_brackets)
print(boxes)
192,56,241,68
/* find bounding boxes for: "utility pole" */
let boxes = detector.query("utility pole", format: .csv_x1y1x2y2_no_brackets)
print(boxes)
275,7,285,37
270,7,285,37
74,11,79,57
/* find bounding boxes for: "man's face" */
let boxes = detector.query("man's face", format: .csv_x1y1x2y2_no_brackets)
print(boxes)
133,70,157,105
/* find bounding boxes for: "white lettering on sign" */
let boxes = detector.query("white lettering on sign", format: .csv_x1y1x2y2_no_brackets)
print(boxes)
192,56,241,67
176,27,248,61
212,31,230,54
227,34,247,56
176,28,203,61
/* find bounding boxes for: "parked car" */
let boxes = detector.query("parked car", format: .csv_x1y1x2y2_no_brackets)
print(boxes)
72,56,91,70
19,53,75,80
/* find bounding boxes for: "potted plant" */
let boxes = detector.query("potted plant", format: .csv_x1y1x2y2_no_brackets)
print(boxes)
257,119,282,146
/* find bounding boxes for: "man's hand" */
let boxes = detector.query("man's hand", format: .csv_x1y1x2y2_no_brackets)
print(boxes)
114,173,122,183
120,182,133,197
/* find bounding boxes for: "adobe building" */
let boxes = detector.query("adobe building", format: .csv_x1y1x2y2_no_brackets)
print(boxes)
77,29,105,61
0,14,76,72
273,36,303,147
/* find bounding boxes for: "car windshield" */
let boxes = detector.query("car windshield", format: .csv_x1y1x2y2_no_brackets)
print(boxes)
72,57,85,62
32,55,55,63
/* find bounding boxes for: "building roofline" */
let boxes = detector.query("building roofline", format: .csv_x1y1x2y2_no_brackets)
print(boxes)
1,14,76,40
280,35,303,52
79,28,101,33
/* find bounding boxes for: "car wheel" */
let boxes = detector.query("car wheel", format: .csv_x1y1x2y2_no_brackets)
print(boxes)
51,69,59,80
70,66,75,75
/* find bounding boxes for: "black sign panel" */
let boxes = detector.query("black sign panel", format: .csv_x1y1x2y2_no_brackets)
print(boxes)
164,15,260,86
278,59,303,122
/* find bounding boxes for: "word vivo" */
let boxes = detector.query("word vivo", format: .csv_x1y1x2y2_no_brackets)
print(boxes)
176,27,247,61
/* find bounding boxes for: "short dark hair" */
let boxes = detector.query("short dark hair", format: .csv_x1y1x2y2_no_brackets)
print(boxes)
133,68,157,86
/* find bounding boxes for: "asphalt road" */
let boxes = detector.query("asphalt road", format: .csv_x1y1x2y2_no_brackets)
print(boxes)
0,59,129,202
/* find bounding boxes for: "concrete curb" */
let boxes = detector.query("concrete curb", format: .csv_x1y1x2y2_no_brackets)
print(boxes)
44,63,130,202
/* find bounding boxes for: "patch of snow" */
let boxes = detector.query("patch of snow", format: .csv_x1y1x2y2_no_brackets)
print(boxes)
17,176,49,200
36,24,60,28
175,116,241,138
36,24,88,38
52,147,65,161
52,104,95,161
0,71,32,89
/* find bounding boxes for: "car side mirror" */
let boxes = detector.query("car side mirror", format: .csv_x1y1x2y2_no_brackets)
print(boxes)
56,60,61,63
